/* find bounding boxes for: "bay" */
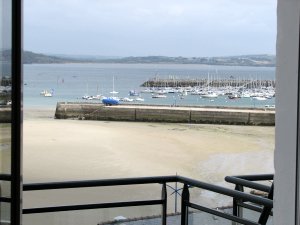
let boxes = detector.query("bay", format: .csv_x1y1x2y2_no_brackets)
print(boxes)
24,63,275,109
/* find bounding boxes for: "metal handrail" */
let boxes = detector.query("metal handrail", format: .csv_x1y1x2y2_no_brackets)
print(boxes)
23,175,177,191
225,176,271,192
0,174,12,203
224,174,274,225
177,176,273,207
0,197,11,203
23,175,272,208
0,174,11,181
232,174,273,181
22,175,273,225
23,199,164,214
188,202,259,225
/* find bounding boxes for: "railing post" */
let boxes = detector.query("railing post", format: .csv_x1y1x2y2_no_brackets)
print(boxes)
161,183,167,225
258,182,274,225
181,184,190,225
0,183,2,222
232,185,244,225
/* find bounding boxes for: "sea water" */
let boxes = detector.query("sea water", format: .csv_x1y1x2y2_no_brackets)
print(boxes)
24,63,275,109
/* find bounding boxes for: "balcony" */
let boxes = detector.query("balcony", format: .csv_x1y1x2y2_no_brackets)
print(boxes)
0,174,273,225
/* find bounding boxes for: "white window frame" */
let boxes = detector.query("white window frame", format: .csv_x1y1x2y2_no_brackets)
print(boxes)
275,0,300,224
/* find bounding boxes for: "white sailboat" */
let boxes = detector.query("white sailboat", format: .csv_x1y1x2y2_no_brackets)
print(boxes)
110,76,119,95
201,91,218,98
41,89,53,97
107,76,120,101
135,97,145,102
201,73,218,98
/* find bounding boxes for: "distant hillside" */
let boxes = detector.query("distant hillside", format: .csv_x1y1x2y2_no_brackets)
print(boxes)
100,55,276,67
23,51,81,64
1,50,276,67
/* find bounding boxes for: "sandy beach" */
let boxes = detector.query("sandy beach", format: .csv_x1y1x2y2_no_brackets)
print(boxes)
22,108,275,224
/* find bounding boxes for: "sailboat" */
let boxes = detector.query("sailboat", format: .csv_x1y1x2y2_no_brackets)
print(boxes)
41,89,53,97
201,73,218,98
82,83,92,100
110,76,119,96
102,76,120,104
91,84,104,100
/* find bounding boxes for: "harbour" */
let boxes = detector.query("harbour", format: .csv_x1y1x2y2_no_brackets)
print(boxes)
142,77,275,88
23,63,276,109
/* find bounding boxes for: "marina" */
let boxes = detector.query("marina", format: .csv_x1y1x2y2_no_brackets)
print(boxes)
23,63,276,109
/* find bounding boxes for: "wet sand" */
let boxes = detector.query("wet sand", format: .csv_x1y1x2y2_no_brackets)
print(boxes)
22,108,274,224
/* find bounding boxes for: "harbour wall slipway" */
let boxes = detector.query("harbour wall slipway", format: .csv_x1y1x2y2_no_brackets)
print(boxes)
55,102,275,126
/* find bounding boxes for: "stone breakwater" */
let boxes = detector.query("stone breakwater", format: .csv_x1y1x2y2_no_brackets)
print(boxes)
141,78,276,88
55,102,275,126
0,107,11,123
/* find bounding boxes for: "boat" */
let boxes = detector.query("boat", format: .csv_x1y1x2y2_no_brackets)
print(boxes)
121,97,134,102
82,95,90,100
44,92,52,97
91,95,104,100
253,96,267,101
129,90,139,96
228,94,241,99
265,105,275,109
82,83,91,100
241,92,251,98
153,89,168,94
102,97,119,105
201,91,218,98
135,97,145,102
41,89,53,97
110,76,119,95
91,84,104,100
152,94,167,98
40,90,47,95
141,88,153,93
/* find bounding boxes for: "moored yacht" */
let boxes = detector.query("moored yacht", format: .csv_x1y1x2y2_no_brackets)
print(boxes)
201,91,218,98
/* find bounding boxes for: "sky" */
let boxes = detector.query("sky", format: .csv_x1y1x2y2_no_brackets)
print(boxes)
24,0,277,57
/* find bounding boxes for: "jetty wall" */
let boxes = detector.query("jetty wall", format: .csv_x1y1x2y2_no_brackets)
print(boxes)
142,78,276,88
0,107,11,123
55,102,275,126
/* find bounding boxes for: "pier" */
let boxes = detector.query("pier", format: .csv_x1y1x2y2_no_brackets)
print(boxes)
141,78,276,88
55,102,275,126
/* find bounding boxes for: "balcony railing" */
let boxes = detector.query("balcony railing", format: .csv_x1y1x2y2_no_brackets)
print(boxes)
0,174,273,225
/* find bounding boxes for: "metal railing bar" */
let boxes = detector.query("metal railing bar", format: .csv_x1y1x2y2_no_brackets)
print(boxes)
188,202,260,225
225,177,271,192
161,183,167,225
0,174,11,181
258,183,274,225
23,199,163,214
23,176,177,191
237,202,273,216
177,176,273,207
0,197,11,203
231,174,274,181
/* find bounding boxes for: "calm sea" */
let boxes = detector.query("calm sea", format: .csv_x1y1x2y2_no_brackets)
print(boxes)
24,63,276,109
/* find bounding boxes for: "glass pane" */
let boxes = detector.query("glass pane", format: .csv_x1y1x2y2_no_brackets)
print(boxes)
23,1,276,225
0,0,12,174
188,210,233,225
23,206,163,225
0,0,12,224
0,202,10,224
242,208,273,225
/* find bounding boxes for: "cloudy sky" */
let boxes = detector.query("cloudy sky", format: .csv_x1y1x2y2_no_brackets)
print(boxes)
24,0,277,57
